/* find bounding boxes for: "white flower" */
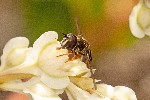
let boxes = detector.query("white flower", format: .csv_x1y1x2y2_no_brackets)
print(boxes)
0,31,137,100
0,37,30,70
0,31,90,100
0,31,90,87
129,0,150,38
95,84,137,100
65,82,137,100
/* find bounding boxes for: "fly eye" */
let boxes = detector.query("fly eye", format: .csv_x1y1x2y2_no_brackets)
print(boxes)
67,35,71,38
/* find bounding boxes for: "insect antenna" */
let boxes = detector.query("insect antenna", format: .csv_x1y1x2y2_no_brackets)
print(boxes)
62,33,67,37
75,17,83,39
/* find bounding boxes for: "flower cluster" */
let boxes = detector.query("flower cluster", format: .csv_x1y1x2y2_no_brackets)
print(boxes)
0,31,137,100
129,0,150,38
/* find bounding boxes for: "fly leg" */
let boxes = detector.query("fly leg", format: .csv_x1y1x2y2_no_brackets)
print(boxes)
87,60,97,90
81,49,97,90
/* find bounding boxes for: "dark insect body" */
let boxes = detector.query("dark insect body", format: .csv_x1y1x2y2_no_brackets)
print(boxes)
59,33,92,63
60,33,77,52
58,18,97,90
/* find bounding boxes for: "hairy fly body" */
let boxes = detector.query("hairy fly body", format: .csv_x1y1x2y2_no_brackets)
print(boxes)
60,33,77,51
58,18,96,90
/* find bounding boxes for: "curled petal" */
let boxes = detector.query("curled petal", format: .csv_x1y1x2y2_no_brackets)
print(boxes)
129,0,145,38
1,37,29,69
32,31,58,63
129,0,150,38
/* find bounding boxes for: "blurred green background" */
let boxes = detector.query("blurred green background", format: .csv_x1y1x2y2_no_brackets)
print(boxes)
2,0,150,100
21,0,105,44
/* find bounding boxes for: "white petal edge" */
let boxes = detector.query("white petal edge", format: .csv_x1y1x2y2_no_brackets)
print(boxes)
113,86,137,100
32,31,58,62
129,0,145,38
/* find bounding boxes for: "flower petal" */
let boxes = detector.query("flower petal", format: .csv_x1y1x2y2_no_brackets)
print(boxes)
129,0,145,38
40,73,70,89
24,82,62,100
94,84,137,100
0,77,40,92
32,31,58,63
0,73,34,84
113,86,137,100
95,84,114,98
62,60,90,77
66,83,111,100
40,59,90,77
69,76,94,91
39,47,68,69
1,37,29,69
